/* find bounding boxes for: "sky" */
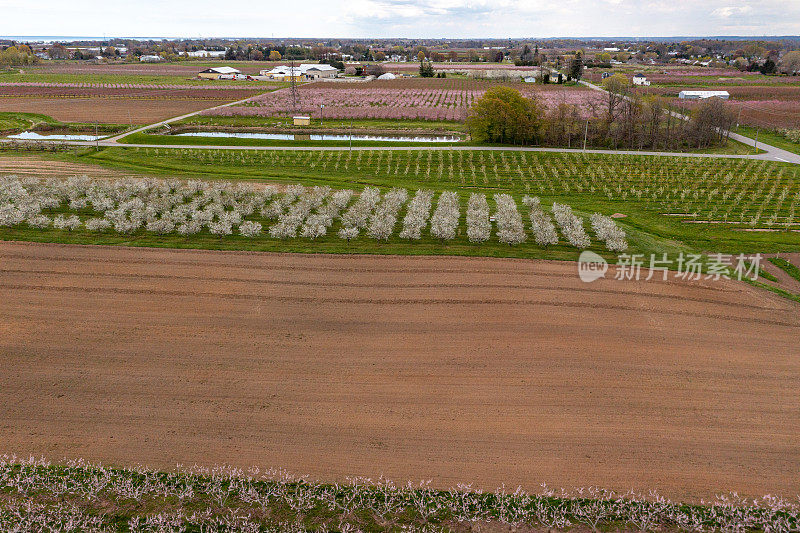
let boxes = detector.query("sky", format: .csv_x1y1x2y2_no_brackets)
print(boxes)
2,0,799,39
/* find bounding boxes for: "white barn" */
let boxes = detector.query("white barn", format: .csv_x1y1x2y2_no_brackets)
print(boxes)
260,64,339,80
301,64,339,79
678,90,730,100
198,66,241,79
632,73,650,86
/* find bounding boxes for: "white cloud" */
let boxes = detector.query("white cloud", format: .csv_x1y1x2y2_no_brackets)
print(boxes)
0,0,797,38
711,5,754,18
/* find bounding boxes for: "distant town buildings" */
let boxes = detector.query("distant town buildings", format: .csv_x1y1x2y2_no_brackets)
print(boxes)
186,50,226,58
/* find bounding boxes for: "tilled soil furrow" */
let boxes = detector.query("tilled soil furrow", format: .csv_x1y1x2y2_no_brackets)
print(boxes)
2,241,799,501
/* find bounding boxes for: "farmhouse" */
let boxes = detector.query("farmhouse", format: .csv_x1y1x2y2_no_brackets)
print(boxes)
632,73,651,86
678,90,730,100
198,66,241,80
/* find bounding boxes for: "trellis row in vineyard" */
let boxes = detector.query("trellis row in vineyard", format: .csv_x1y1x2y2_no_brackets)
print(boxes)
134,148,800,227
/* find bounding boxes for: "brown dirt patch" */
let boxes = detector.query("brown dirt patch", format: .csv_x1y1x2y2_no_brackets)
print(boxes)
0,86,262,100
29,62,283,77
1,241,798,501
0,155,149,179
0,97,235,124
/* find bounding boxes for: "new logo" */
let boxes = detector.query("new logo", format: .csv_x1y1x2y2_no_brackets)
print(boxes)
578,251,608,282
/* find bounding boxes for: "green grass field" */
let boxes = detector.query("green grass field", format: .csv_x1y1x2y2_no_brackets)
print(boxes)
118,132,468,148
0,111,54,132
119,130,754,154
79,147,799,228
3,147,798,257
736,126,800,156
174,115,468,132
0,111,127,134
769,256,800,282
2,143,799,300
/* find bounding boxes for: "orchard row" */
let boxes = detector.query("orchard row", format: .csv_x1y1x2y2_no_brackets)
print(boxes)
0,176,627,251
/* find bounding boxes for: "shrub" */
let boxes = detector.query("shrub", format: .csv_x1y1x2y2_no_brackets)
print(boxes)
239,220,262,237
466,193,491,243
429,191,460,241
494,194,526,245
552,202,590,248
522,196,558,246
399,189,434,240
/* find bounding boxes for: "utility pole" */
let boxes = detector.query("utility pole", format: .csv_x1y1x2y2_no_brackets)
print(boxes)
754,128,760,153
320,104,324,126
349,119,353,152
289,57,300,112
583,119,589,151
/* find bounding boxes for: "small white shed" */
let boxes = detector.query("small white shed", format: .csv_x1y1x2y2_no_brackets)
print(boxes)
678,90,730,100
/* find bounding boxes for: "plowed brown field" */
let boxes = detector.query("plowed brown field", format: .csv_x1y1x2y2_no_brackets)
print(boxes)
0,97,235,124
1,241,799,501
0,155,148,179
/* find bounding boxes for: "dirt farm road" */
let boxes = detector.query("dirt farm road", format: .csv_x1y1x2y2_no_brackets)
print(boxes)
2,241,799,501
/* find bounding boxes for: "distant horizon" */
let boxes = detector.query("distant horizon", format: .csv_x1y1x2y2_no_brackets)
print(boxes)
3,35,800,43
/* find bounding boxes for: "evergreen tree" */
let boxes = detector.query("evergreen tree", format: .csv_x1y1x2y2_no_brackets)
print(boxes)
419,60,434,77
760,58,776,75
569,51,583,80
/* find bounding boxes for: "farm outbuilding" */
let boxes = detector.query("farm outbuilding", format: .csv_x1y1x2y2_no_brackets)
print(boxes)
301,64,339,79
261,64,340,81
198,66,241,80
678,90,730,100
263,67,303,82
